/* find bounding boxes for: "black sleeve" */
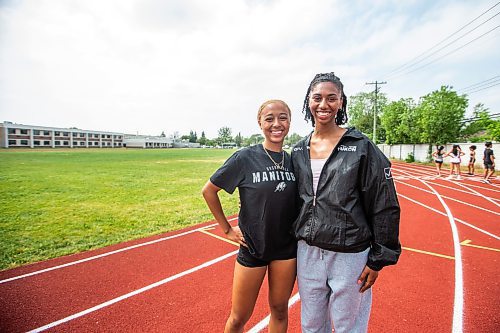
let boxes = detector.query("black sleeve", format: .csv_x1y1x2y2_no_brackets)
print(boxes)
360,141,401,271
210,151,243,194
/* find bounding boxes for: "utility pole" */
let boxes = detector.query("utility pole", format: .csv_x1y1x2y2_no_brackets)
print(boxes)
365,81,387,143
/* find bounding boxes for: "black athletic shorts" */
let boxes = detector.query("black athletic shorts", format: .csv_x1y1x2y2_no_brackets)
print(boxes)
236,245,296,268
484,162,495,170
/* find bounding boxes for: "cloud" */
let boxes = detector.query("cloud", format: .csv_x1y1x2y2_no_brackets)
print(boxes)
1,0,499,138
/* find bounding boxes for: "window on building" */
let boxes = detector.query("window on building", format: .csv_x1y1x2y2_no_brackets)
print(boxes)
34,130,40,135
8,128,16,134
55,131,61,136
72,133,77,137
55,140,60,145
80,133,85,137
63,132,69,136
8,140,16,145
80,141,85,146
20,129,28,135
34,140,40,145
63,141,69,146
44,141,50,145
44,131,50,136
20,140,29,145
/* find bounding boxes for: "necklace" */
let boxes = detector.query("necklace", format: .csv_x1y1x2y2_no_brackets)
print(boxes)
263,145,284,169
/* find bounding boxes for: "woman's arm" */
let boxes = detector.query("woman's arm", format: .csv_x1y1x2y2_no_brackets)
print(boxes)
202,181,246,246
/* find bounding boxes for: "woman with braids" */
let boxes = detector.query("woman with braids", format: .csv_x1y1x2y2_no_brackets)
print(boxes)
202,100,298,333
432,145,445,176
291,72,401,333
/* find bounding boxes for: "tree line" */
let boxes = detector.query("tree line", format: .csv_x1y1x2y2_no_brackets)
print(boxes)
176,85,498,148
349,85,499,145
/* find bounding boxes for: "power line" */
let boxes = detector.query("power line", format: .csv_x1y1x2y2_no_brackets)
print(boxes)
458,75,500,92
392,24,500,77
462,81,500,95
460,113,500,123
384,2,500,78
387,9,500,78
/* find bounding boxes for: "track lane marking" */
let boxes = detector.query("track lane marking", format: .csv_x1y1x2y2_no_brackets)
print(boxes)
26,249,239,333
396,180,500,216
0,218,238,284
397,170,463,333
398,193,499,240
393,165,500,206
247,292,301,333
402,246,454,260
199,229,239,247
460,239,500,252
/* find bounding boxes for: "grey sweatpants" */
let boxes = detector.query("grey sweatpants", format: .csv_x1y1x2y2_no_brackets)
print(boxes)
297,240,372,333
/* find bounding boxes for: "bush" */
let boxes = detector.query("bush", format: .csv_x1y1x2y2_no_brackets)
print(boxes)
405,152,415,163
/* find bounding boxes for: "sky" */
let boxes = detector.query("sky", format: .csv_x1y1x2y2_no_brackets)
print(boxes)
1,0,499,139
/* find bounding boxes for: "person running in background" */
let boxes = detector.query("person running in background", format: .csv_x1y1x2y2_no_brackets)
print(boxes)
483,141,495,184
432,145,445,176
467,145,477,176
446,144,465,180
202,99,297,333
292,72,401,333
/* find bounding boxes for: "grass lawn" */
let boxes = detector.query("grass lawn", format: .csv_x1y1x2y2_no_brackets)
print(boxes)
0,148,238,270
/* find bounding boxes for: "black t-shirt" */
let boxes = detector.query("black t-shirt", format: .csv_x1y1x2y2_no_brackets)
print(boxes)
210,144,298,261
484,148,494,164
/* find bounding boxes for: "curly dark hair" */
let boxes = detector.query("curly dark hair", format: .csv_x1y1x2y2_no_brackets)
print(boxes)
302,72,348,127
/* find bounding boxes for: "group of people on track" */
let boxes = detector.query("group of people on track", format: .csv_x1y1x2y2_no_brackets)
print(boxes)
432,142,496,183
202,72,401,333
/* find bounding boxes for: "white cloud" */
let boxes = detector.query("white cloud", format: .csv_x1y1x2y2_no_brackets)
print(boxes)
1,0,499,138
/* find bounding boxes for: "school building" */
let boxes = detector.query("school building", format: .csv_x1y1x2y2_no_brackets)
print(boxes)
0,121,124,149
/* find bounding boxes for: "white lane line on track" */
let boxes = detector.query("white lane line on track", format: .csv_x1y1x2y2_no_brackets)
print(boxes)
397,170,463,333
247,292,301,333
398,194,499,240
392,164,500,189
452,181,500,208
396,180,500,216
27,249,239,333
0,217,238,284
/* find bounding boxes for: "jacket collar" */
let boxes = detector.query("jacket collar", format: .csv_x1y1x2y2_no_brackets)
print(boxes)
301,127,363,148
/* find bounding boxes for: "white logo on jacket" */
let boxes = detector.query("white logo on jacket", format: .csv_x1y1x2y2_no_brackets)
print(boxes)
384,167,393,179
274,182,287,192
338,145,357,152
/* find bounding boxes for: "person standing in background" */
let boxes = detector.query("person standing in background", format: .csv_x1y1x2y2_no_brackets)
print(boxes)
432,145,445,176
483,141,495,184
446,144,465,180
467,145,477,176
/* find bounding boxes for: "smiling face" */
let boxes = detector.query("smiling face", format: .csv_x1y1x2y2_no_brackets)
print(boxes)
258,101,291,146
309,81,343,127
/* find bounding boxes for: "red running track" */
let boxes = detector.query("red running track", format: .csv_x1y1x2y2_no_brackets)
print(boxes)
0,162,499,332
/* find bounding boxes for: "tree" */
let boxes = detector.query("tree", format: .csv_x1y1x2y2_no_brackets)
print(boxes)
160,131,166,137
243,134,264,146
197,131,207,146
381,98,421,144
459,103,492,142
234,132,243,147
417,85,468,145
348,91,388,143
217,126,233,144
188,130,197,143
285,133,303,146
487,120,500,141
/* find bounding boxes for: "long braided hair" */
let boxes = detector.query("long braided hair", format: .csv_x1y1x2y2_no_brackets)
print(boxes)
302,72,348,127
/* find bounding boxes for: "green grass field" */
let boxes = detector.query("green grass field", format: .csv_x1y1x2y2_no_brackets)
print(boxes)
0,148,238,270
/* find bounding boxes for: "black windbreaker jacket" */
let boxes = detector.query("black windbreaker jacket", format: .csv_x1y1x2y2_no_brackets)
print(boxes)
291,128,401,271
